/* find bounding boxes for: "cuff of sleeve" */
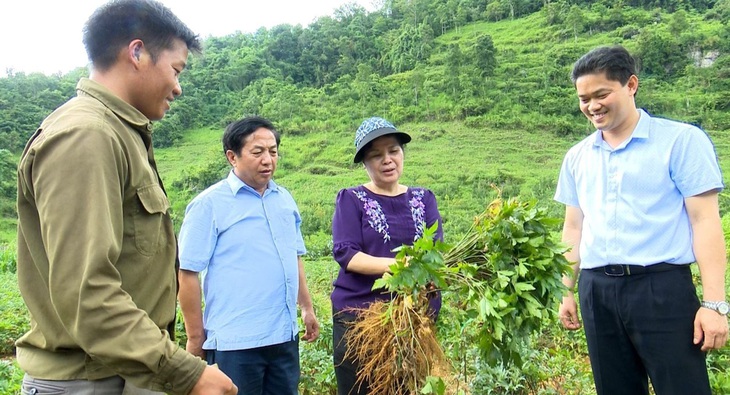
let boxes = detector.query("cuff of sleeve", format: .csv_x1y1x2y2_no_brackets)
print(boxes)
333,242,360,270
152,347,207,395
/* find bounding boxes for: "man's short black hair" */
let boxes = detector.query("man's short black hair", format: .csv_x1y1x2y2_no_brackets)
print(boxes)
83,0,202,70
571,45,638,86
223,117,281,156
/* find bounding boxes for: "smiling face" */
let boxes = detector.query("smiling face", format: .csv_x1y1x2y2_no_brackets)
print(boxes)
575,71,639,140
226,128,278,195
362,135,404,189
132,38,189,121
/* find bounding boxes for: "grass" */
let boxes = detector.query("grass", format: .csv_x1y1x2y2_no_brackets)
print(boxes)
0,358,22,395
0,271,27,357
0,218,16,247
1,244,729,393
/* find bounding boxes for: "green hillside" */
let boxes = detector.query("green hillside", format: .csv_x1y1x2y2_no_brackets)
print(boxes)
152,7,730,240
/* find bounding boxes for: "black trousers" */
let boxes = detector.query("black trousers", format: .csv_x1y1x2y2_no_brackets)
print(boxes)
578,265,711,395
333,310,370,395
206,339,300,395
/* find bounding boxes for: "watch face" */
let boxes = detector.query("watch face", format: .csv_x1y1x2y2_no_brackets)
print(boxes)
719,302,730,315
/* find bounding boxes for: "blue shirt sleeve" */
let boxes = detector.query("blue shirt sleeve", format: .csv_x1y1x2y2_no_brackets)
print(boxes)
291,195,307,256
178,196,218,273
670,126,724,197
554,147,580,207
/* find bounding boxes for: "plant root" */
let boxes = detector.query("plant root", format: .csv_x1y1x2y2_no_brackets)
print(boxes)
345,295,449,395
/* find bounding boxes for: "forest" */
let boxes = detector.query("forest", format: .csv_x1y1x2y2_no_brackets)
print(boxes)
1,0,729,393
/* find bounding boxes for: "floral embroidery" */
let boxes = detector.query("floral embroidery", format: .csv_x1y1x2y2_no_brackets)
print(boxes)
409,189,426,241
353,190,390,242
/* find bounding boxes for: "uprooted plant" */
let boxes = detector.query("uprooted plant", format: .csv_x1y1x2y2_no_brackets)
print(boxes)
344,223,451,394
345,197,572,394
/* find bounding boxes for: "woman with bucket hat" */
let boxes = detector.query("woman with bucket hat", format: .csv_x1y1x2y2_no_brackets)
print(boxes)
330,117,443,394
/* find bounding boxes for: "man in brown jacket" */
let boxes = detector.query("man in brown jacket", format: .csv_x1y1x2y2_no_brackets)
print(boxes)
15,1,237,394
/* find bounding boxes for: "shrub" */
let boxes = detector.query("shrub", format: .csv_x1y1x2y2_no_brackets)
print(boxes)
0,150,15,200
299,321,336,395
304,231,333,260
0,272,28,356
0,245,16,274
0,358,22,394
708,347,730,394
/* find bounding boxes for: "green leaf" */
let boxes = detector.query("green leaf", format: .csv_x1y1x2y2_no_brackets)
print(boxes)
514,282,535,293
421,377,446,395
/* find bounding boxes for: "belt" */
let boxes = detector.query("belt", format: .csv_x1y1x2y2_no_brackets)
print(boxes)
586,263,688,277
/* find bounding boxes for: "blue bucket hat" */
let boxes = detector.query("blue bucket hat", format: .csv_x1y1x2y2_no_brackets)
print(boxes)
353,117,411,163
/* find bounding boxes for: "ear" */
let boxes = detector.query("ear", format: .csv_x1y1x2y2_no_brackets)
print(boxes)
128,40,145,67
225,150,237,166
626,74,639,97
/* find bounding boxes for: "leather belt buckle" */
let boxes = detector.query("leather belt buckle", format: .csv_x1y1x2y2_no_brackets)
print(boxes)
604,264,628,276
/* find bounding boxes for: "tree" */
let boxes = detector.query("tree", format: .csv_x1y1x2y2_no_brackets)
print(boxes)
384,22,434,73
0,149,17,198
637,27,689,78
353,64,380,117
410,66,426,107
565,5,585,42
544,0,569,25
445,44,463,98
473,34,497,77
485,1,508,22
153,113,184,149
668,9,689,36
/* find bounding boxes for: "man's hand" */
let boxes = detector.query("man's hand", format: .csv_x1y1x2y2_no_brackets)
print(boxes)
559,292,582,330
186,336,206,359
301,307,320,342
693,307,729,351
189,365,237,394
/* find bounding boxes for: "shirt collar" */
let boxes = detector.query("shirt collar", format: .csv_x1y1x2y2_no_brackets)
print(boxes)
76,78,153,134
225,170,279,196
592,109,650,149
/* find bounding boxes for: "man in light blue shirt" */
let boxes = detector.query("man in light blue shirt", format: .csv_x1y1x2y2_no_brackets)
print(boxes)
555,45,728,395
178,116,319,395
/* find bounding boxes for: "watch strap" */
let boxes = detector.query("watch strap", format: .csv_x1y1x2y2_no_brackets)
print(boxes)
701,300,729,316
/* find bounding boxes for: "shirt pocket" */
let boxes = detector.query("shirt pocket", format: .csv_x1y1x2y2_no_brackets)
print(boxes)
133,184,171,256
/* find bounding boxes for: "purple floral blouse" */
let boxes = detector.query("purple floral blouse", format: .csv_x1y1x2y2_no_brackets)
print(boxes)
331,185,443,312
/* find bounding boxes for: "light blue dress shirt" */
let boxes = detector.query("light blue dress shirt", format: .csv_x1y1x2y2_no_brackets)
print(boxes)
555,110,724,269
179,170,306,350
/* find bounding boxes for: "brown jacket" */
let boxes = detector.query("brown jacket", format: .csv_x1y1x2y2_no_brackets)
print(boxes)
15,78,205,394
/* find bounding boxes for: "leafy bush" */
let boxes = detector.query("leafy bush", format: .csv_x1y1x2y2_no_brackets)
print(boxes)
0,271,27,356
444,198,571,367
708,347,730,394
303,231,333,260
171,159,228,195
0,150,15,200
0,245,16,274
0,358,22,394
174,307,188,349
299,321,336,395
470,356,531,395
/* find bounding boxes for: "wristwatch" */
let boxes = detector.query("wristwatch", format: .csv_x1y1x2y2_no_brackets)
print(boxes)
701,301,730,316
